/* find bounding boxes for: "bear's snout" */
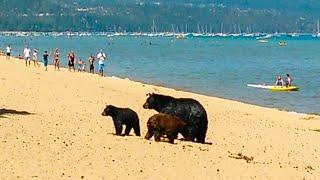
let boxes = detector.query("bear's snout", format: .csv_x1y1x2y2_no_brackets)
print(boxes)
143,102,149,109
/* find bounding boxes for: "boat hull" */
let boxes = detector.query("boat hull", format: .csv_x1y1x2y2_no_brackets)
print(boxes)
247,84,299,91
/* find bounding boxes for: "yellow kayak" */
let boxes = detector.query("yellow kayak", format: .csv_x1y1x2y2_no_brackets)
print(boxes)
248,84,299,91
269,86,299,91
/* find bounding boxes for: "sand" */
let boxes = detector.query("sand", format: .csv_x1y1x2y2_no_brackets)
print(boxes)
0,56,319,179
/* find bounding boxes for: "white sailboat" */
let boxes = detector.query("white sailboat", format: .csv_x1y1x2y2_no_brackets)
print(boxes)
216,23,227,37
312,20,320,37
148,19,158,37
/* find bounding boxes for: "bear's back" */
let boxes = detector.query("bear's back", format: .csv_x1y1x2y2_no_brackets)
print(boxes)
115,107,139,123
150,113,185,129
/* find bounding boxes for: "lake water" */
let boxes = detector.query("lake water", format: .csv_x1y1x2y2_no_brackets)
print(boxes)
1,35,319,114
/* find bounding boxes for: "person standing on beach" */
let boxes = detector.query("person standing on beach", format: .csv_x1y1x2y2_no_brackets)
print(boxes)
67,51,75,71
88,54,95,73
53,48,60,70
77,58,83,72
32,49,40,67
43,50,50,71
82,62,86,72
23,46,31,66
6,45,11,60
97,49,106,76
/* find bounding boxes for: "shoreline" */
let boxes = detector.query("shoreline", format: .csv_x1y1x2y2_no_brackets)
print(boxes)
1,35,318,115
112,75,314,116
0,31,318,36
1,56,320,179
6,55,318,117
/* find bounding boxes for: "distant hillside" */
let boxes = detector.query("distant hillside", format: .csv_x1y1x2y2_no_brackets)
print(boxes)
0,0,319,32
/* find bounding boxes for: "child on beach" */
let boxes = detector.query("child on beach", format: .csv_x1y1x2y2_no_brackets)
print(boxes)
43,50,49,71
18,54,23,60
32,49,40,67
77,59,83,72
82,63,86,72
97,49,106,76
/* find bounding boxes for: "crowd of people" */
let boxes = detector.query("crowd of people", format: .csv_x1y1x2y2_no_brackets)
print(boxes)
4,44,293,85
4,44,107,76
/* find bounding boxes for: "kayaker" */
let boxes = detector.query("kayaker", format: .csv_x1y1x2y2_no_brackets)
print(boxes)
275,76,284,86
285,74,292,87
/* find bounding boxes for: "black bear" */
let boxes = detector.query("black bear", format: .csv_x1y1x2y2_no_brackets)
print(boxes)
145,113,187,144
143,93,208,143
102,105,140,136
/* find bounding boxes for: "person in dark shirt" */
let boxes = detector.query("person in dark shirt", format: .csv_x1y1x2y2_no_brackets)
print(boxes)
67,51,76,71
43,50,49,71
88,54,95,73
285,74,293,87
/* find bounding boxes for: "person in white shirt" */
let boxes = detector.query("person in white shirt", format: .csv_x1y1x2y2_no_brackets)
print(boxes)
23,46,31,66
97,49,107,76
32,49,40,67
6,45,11,60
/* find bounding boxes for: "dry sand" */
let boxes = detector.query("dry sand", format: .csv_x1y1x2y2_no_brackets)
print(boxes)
0,56,319,179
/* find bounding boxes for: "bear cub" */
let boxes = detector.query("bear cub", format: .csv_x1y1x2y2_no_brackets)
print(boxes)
102,105,140,136
145,113,187,144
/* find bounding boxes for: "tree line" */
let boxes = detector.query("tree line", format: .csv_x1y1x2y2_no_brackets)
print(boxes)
0,0,318,33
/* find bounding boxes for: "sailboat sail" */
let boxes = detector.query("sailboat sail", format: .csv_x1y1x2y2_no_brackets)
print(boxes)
317,20,320,36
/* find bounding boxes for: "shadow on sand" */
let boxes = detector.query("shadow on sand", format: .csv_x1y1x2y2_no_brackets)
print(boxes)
0,108,33,118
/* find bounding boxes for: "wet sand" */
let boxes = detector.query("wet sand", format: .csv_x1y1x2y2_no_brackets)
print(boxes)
0,56,319,179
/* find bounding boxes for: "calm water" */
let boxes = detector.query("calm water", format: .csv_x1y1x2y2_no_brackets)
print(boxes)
1,35,319,114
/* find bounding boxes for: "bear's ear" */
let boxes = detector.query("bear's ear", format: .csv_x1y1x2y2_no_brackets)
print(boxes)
106,104,111,108
107,105,114,109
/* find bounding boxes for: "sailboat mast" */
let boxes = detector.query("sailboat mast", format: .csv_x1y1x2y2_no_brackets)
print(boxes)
152,19,155,34
185,24,188,33
220,23,223,34
171,24,175,36
155,21,158,34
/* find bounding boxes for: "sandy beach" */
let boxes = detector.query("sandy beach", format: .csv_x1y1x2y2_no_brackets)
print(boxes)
0,56,319,179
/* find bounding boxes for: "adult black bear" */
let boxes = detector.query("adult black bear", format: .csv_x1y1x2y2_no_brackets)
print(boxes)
143,93,208,143
102,105,141,136
145,113,188,144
